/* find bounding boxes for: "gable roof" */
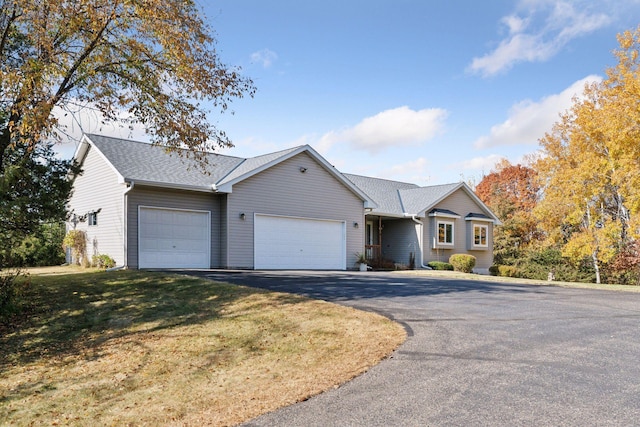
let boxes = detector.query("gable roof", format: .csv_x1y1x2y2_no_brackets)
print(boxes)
75,134,375,206
343,174,418,216
80,134,244,191
398,183,462,216
344,173,501,224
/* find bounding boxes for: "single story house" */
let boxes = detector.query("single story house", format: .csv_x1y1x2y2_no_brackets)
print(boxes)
67,134,500,272
344,174,501,273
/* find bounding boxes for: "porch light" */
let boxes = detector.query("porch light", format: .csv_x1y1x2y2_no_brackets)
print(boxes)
240,212,246,220
354,222,359,228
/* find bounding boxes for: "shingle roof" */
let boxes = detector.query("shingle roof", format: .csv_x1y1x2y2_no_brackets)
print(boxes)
86,134,243,190
344,174,466,217
217,146,303,186
398,183,462,216
81,134,498,223
343,173,418,216
80,136,372,206
465,212,493,220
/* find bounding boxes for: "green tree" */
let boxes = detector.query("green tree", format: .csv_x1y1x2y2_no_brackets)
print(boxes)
535,26,640,283
0,140,76,266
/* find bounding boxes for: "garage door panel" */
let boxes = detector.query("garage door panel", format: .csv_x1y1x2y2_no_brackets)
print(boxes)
254,215,345,270
139,207,210,269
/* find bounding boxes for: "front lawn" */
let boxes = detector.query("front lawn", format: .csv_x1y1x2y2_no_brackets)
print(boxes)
0,269,405,426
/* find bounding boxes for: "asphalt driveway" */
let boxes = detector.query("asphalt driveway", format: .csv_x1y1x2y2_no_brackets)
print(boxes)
185,270,640,426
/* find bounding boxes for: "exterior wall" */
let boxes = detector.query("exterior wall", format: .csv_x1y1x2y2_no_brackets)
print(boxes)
380,219,419,266
220,195,229,268
225,152,365,269
67,145,125,265
423,188,494,272
126,187,222,269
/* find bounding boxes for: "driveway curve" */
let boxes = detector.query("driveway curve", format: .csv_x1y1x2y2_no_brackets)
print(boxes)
184,270,640,426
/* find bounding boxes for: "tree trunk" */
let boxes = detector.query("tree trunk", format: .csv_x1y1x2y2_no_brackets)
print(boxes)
592,249,601,284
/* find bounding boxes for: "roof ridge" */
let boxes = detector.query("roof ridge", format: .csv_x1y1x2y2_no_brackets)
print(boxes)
343,172,418,187
214,157,248,185
85,133,246,161
247,144,305,159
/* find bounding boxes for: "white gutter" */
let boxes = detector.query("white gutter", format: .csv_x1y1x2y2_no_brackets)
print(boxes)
117,181,135,270
407,214,431,269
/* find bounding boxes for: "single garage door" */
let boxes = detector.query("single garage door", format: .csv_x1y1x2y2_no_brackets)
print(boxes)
139,207,210,269
254,214,346,270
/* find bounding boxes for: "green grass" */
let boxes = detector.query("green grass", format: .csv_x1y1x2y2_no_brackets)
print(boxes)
0,269,405,426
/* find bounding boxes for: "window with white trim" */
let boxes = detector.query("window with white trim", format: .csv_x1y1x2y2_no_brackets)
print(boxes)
437,221,454,245
88,211,98,226
473,224,488,247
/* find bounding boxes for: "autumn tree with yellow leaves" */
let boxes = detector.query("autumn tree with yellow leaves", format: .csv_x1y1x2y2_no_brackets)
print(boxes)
0,0,254,297
1,0,254,158
536,26,640,284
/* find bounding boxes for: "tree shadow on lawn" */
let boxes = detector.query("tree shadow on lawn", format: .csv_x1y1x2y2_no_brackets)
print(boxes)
0,270,302,370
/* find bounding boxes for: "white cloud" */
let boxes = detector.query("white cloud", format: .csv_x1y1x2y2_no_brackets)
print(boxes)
503,15,529,34
380,157,431,184
474,74,602,148
452,154,507,173
250,48,278,68
319,106,448,154
469,1,611,76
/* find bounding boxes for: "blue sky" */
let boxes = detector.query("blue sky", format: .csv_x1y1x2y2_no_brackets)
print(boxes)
58,0,640,186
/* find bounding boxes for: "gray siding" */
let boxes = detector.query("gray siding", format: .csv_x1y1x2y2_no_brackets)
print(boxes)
380,219,419,266
126,187,222,268
67,145,125,265
424,188,494,271
225,152,365,269
220,195,229,268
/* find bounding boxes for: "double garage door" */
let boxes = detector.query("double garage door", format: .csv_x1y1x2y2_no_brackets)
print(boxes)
254,214,346,270
139,208,346,270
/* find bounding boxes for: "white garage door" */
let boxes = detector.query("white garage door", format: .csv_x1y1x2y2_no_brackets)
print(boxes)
254,214,346,270
139,207,210,269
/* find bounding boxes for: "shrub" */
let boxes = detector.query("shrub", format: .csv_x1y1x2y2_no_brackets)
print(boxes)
62,230,87,265
513,248,595,283
489,265,499,276
427,261,454,271
497,265,519,277
92,254,116,270
449,254,476,273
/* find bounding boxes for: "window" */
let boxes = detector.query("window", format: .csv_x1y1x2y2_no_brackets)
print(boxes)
88,211,98,226
437,221,454,245
474,224,488,247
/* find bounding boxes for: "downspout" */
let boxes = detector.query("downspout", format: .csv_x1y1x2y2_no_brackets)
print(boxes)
108,181,135,271
408,214,431,269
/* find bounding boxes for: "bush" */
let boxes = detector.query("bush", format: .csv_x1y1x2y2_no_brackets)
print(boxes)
449,254,476,273
497,265,519,277
92,254,116,270
489,265,499,276
62,230,87,265
427,261,454,271
4,223,66,267
514,248,595,283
